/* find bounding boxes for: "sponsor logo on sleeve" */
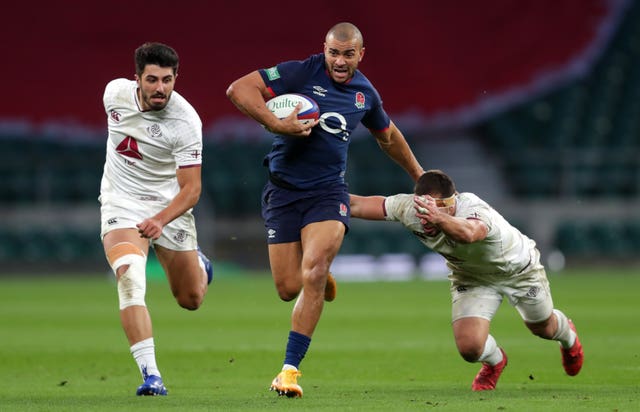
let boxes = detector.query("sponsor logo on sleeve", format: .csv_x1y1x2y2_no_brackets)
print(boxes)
265,66,280,81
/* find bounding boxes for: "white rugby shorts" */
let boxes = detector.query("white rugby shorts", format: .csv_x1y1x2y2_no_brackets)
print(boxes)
100,194,198,251
450,249,554,324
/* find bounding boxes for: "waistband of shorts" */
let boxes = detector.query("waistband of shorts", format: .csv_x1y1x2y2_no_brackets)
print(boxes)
130,195,161,201
269,172,302,191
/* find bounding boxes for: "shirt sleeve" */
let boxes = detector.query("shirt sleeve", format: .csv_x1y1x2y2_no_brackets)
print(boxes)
173,120,203,168
360,86,390,131
259,57,315,96
384,194,412,222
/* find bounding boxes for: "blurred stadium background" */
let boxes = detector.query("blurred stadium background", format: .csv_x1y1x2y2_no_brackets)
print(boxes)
1,0,639,277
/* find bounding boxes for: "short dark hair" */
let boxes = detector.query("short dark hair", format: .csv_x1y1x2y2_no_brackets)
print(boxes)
326,22,364,48
134,42,179,76
414,169,456,197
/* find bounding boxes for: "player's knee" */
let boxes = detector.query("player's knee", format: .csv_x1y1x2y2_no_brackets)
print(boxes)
457,342,484,362
273,278,302,301
276,288,299,302
300,265,330,294
175,289,204,311
106,242,147,309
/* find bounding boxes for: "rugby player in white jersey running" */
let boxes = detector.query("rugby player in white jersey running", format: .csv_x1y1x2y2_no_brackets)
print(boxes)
100,42,213,396
349,169,583,391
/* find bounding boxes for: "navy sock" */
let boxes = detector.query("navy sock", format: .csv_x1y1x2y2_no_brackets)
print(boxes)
284,331,311,369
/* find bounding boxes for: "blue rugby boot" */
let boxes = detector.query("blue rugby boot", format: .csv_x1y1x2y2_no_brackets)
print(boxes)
136,374,168,396
197,246,213,284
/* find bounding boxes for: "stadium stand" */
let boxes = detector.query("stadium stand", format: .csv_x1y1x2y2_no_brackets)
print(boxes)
481,1,640,200
478,2,640,259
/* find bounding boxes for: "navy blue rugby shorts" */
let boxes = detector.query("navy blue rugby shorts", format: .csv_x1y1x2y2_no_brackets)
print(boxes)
261,180,350,244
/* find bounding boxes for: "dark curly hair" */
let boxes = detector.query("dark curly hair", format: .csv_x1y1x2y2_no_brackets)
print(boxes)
134,42,179,76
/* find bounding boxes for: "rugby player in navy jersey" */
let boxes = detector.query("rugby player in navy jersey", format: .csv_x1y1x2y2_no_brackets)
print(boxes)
226,22,424,397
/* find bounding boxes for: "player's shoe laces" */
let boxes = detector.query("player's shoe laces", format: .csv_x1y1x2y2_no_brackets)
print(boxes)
136,374,168,396
270,369,303,398
471,348,508,391
561,319,584,376
324,273,337,302
197,246,213,285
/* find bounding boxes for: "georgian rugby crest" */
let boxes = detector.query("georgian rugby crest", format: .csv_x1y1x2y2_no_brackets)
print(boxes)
147,123,162,138
173,229,188,243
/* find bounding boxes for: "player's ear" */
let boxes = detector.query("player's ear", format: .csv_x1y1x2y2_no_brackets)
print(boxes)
359,47,365,62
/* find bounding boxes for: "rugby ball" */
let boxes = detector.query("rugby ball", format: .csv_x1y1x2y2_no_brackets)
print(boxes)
266,93,319,126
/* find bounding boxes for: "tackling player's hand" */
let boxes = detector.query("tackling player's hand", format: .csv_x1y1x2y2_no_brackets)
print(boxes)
136,218,163,240
414,195,441,223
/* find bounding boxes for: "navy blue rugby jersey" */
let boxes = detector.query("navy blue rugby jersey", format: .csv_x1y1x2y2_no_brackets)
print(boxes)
259,53,390,190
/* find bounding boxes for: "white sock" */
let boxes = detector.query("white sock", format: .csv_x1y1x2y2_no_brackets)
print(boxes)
131,337,161,378
477,335,503,365
198,255,206,276
552,309,576,349
282,364,298,371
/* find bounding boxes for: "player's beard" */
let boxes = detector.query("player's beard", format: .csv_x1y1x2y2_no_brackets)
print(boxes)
141,90,171,111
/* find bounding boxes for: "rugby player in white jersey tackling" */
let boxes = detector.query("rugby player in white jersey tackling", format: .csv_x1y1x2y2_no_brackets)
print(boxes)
100,42,212,396
350,169,583,391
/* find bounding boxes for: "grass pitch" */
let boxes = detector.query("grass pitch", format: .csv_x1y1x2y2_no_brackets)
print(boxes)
0,268,638,411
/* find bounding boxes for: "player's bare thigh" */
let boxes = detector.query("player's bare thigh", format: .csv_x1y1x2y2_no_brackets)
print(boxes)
154,245,206,310
269,241,303,301
299,220,344,288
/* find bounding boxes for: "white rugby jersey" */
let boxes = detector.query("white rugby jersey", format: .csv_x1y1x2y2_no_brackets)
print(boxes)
100,78,202,204
384,192,534,279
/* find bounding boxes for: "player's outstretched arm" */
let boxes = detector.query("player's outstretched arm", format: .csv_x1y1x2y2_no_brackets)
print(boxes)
349,194,387,220
372,121,424,182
